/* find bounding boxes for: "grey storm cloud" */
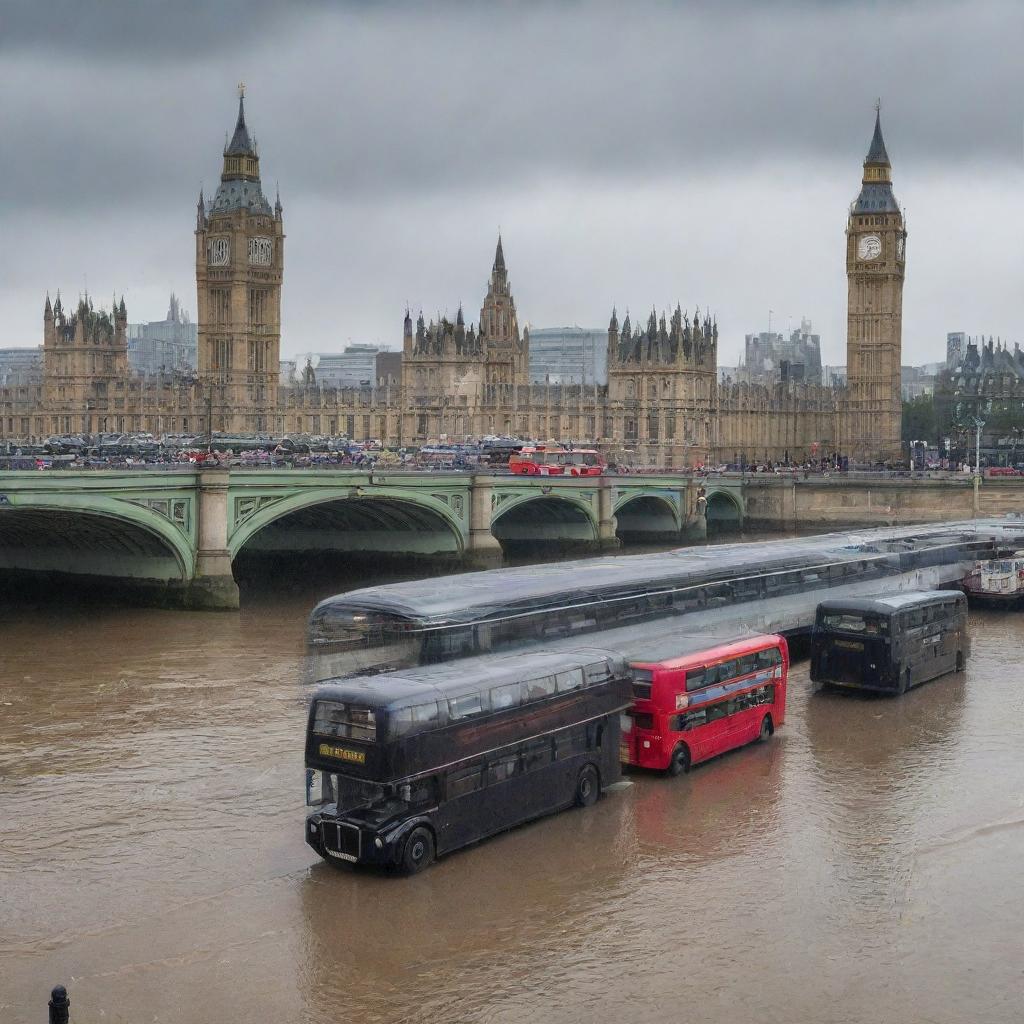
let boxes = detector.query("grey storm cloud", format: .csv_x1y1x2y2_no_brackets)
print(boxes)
2,0,1021,211
1,0,1021,361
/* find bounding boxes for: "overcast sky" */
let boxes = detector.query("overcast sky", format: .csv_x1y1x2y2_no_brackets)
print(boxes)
1,0,1020,366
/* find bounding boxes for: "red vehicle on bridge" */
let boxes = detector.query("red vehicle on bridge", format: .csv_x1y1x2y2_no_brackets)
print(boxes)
508,445,606,477
621,634,788,775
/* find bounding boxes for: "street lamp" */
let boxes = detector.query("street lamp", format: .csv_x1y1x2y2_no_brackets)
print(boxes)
971,415,985,522
972,416,985,477
206,383,214,455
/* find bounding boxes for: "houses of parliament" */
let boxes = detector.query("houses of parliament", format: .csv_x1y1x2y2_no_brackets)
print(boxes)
0,94,905,466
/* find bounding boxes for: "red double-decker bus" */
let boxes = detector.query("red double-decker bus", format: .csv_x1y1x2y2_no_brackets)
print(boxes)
621,634,788,775
508,446,605,477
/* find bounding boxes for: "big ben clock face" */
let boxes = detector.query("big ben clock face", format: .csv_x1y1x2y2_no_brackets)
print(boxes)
207,237,229,266
249,237,273,266
857,234,882,261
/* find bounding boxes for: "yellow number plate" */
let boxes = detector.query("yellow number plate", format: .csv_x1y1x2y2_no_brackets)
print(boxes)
318,743,366,765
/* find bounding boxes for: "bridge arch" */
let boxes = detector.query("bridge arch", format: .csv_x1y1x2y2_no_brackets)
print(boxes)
613,493,681,544
705,489,743,532
490,494,598,549
229,489,465,561
0,496,193,584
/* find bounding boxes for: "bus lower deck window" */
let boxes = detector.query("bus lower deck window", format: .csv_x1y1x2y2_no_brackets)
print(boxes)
522,738,553,771
447,766,483,798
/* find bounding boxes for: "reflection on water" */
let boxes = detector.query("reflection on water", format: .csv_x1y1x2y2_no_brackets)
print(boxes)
2,563,1024,1023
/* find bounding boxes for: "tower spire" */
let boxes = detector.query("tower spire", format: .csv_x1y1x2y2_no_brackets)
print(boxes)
865,102,890,166
493,233,505,274
225,85,256,158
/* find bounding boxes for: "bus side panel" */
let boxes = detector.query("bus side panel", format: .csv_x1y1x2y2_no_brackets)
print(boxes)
434,777,491,856
432,713,622,857
392,683,630,779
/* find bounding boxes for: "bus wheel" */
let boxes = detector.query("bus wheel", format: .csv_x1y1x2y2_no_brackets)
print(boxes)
575,764,600,807
666,744,690,776
400,827,435,874
758,715,774,742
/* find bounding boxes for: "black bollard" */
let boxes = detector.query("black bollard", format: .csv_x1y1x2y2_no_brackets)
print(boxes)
48,985,69,1024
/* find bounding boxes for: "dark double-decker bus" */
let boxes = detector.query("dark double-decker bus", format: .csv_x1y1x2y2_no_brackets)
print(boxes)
305,523,1007,683
305,646,632,874
810,590,967,694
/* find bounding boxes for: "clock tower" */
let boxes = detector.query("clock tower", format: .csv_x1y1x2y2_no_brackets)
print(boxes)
196,88,284,433
844,106,906,462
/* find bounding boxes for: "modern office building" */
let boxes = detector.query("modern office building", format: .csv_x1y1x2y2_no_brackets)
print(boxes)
293,345,390,388
739,319,823,385
901,363,943,400
0,347,43,387
946,332,966,369
126,293,197,375
528,326,607,385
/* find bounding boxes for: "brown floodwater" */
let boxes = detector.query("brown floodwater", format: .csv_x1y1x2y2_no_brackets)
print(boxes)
2,558,1023,1023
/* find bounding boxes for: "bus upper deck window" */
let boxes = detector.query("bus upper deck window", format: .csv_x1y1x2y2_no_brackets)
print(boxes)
709,660,737,685
685,667,707,691
391,701,441,737
313,701,377,741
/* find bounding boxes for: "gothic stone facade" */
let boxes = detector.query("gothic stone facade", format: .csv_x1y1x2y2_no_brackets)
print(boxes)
0,105,901,466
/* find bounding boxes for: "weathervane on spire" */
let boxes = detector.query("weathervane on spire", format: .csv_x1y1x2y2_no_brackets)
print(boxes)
238,81,246,99
875,97,881,115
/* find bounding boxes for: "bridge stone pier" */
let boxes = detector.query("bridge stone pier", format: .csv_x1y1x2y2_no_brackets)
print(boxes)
0,468,1020,609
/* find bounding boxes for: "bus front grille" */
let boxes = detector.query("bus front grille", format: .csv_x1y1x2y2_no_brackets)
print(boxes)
323,821,361,861
824,649,867,684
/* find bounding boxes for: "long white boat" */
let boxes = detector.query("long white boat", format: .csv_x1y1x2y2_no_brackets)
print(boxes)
307,517,1024,680
963,549,1024,606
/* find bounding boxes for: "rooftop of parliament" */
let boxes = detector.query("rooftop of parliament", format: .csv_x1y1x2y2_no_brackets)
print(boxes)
0,95,905,465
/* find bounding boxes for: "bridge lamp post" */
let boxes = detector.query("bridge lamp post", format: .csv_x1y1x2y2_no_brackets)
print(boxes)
971,416,985,522
972,416,985,477
206,384,214,456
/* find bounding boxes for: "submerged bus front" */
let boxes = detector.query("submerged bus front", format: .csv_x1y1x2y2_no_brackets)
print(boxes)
305,647,632,874
810,591,967,693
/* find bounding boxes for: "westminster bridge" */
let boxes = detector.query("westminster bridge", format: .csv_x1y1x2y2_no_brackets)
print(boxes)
0,468,1021,608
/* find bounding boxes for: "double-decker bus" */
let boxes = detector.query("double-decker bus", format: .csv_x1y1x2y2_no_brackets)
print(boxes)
621,633,788,775
305,646,631,874
305,523,1008,683
810,591,967,694
508,445,605,476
